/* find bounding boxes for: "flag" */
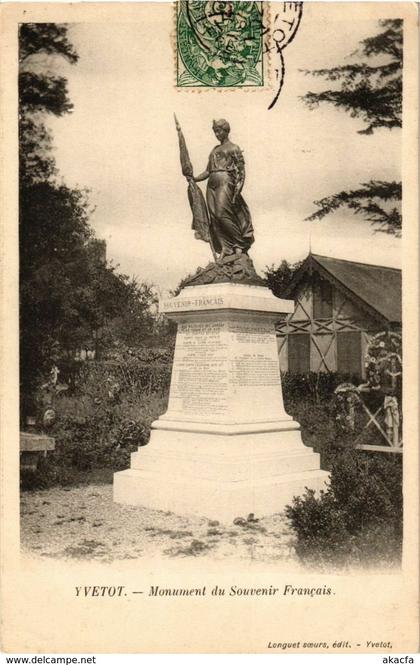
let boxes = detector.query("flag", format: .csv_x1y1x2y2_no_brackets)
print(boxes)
174,115,216,252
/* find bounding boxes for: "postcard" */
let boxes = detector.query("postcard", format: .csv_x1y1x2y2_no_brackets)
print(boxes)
0,1,418,654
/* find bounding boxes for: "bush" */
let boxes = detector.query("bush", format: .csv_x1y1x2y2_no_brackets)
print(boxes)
329,450,402,537
281,373,358,469
284,488,352,566
55,414,145,471
280,371,396,469
285,449,402,569
20,414,153,491
20,454,75,491
21,356,168,490
66,353,172,399
282,371,361,406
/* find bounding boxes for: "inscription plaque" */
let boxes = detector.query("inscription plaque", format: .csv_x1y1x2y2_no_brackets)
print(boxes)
164,316,286,425
168,321,229,417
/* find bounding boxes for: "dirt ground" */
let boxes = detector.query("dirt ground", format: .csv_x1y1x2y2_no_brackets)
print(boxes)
20,484,298,564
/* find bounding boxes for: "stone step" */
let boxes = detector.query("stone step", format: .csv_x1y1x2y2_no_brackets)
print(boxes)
130,448,321,480
114,467,330,521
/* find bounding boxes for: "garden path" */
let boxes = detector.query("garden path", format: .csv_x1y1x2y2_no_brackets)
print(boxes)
20,485,297,563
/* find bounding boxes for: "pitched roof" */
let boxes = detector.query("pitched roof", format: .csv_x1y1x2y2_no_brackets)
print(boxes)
286,254,401,323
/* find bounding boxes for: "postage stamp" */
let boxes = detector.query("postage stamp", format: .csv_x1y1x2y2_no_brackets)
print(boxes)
176,0,304,109
176,1,265,88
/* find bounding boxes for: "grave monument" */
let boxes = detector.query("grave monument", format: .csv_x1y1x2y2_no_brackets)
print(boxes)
113,118,329,521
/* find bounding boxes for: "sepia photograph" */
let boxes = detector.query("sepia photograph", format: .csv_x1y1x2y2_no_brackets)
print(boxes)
1,0,418,654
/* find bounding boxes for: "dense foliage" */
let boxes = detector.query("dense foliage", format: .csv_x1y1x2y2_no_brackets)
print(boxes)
305,180,402,237
263,259,303,298
19,24,159,419
301,20,402,135
283,370,403,569
285,450,402,568
21,351,169,489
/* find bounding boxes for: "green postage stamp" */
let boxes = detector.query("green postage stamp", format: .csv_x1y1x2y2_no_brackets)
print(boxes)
176,1,265,88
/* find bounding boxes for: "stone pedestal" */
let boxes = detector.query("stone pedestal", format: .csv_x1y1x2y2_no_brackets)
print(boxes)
114,283,329,522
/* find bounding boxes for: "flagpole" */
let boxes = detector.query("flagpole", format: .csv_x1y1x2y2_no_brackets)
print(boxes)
174,115,217,261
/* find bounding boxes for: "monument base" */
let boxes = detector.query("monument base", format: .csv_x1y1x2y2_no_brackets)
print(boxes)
114,428,329,522
113,282,329,522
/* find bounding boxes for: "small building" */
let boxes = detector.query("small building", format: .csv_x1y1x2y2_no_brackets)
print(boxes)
277,254,402,377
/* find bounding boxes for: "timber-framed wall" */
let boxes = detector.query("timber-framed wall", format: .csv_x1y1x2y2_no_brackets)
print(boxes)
276,255,402,377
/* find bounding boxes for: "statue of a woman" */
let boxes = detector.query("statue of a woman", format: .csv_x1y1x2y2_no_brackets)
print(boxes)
190,119,254,261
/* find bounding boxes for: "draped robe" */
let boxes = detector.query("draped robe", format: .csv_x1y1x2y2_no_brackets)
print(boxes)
205,142,254,255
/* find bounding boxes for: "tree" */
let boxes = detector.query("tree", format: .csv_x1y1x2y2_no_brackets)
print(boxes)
19,180,97,411
264,260,303,298
19,23,78,64
306,180,402,237
301,19,402,135
19,24,78,185
19,25,159,419
85,262,159,354
301,20,402,236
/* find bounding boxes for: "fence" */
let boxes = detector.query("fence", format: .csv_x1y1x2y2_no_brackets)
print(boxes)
334,332,402,453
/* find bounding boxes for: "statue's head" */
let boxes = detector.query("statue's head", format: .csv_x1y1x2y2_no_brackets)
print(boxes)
213,118,230,141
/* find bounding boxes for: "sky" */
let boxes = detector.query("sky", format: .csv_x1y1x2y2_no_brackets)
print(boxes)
44,3,401,295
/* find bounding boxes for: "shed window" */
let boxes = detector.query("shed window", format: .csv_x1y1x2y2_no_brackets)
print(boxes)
288,334,310,373
313,279,333,319
337,332,362,376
